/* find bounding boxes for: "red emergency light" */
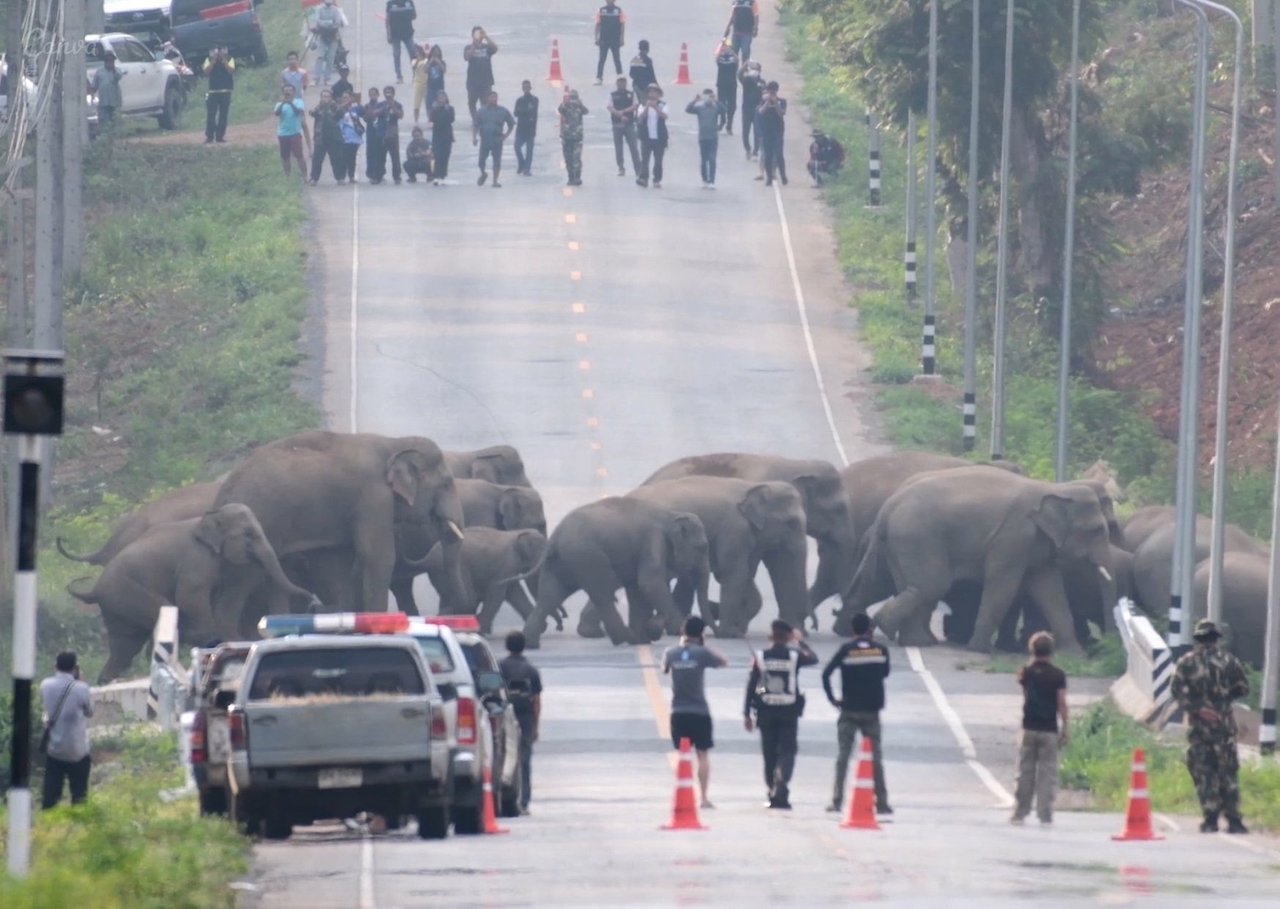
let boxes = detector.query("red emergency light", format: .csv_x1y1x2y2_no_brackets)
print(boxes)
258,612,411,637
421,615,480,632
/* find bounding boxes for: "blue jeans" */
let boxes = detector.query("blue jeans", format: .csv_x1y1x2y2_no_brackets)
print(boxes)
390,35,416,80
699,137,718,184
517,721,534,808
514,128,535,173
732,33,753,61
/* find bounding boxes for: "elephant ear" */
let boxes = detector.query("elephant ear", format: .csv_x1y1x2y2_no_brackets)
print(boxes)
515,530,545,566
498,487,522,530
1031,493,1075,549
473,454,505,484
387,450,422,506
665,514,704,553
194,510,226,555
739,484,774,532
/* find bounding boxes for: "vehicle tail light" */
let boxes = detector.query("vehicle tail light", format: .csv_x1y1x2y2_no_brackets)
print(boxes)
430,703,447,738
199,0,251,19
457,697,477,746
228,708,247,749
190,710,208,764
252,13,262,31
424,615,480,632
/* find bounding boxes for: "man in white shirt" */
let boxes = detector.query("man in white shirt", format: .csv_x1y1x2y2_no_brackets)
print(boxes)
637,85,668,189
40,651,95,808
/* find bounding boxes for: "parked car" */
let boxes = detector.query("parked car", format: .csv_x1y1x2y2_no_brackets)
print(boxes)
170,0,269,65
187,641,253,817
86,33,186,131
225,633,454,840
103,0,173,52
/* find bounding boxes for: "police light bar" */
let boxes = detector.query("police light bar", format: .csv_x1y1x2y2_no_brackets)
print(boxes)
258,612,411,638
420,615,480,632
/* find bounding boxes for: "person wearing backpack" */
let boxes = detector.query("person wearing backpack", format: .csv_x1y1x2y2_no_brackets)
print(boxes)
744,621,817,810
40,651,94,808
311,0,345,89
499,631,543,815
724,0,759,62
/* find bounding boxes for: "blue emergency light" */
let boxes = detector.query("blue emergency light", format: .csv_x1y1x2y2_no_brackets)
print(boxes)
257,612,411,638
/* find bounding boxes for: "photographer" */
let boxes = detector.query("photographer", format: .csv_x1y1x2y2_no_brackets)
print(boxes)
40,651,94,808
685,88,724,189
274,83,311,178
593,0,626,85
90,52,125,129
757,81,787,186
311,0,345,88
203,46,235,143
463,26,499,121
636,85,668,189
744,621,817,810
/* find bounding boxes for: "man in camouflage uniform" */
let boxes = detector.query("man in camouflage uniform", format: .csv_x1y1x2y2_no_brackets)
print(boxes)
1170,619,1250,834
559,89,589,186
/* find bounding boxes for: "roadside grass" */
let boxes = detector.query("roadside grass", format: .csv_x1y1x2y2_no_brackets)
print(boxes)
0,727,247,907
958,634,1128,679
1060,700,1280,830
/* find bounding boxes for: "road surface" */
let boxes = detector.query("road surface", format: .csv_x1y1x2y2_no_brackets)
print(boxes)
248,0,1280,904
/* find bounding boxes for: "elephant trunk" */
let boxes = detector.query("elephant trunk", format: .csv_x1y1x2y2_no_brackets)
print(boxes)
253,539,321,606
694,562,712,626
431,491,470,614
66,576,99,604
56,537,106,566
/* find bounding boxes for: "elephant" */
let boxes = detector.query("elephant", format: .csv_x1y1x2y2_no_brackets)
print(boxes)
55,480,223,566
67,504,319,683
1130,517,1264,618
641,453,855,615
839,467,1116,653
627,477,809,637
411,527,548,635
444,445,533,487
1120,505,1175,552
1192,551,1271,669
214,431,468,613
521,498,712,649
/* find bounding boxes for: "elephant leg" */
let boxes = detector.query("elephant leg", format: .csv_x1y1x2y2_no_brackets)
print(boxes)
716,572,753,638
390,576,421,616
671,577,696,618
624,584,663,643
581,581,631,646
808,539,841,610
744,582,764,623
477,585,506,636
98,627,151,684
995,595,1026,652
504,582,536,622
523,570,572,649
898,605,939,647
967,568,1026,653
874,582,946,643
636,574,687,641
577,602,606,638
1021,567,1084,654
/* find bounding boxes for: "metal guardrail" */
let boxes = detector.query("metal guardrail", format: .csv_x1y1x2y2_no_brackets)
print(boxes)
1111,597,1177,725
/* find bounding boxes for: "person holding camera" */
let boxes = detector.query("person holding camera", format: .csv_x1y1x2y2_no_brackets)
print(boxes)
464,26,499,122
311,0,345,89
685,88,725,189
203,47,235,143
593,0,626,85
40,651,94,808
275,83,311,178
744,620,818,810
637,85,668,188
757,80,788,186
384,0,417,84
822,613,892,816
662,616,728,810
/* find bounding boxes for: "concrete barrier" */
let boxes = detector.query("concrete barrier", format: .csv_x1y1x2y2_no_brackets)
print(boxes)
1110,598,1176,725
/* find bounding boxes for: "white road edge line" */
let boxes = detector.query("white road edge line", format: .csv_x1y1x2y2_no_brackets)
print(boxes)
359,832,376,909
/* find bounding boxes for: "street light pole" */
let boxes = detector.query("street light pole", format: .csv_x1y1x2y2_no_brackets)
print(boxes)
1260,390,1280,757
963,0,981,452
905,110,918,301
1055,0,1082,482
990,0,1016,461
921,0,939,375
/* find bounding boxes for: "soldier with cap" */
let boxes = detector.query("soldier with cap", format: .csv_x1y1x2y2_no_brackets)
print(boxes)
558,89,589,186
744,619,817,809
1171,618,1250,834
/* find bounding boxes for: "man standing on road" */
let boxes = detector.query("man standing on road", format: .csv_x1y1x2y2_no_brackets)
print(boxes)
724,0,759,62
274,83,310,178
744,620,817,809
281,50,309,97
513,80,539,176
738,60,764,160
203,46,235,144
1171,619,1251,834
311,0,344,88
607,75,641,177
380,85,405,184
629,39,656,100
686,88,724,189
662,616,727,810
308,88,345,184
362,87,388,183
473,90,514,187
464,26,500,122
40,651,94,809
637,85,668,189
714,42,739,135
757,80,788,186
593,0,626,86
90,52,124,130
384,0,417,84
331,64,354,106
500,631,542,815
559,88,588,186
822,613,892,815
1010,632,1069,826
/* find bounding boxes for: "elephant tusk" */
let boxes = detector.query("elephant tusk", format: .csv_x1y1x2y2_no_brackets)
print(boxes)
1097,565,1113,583
447,520,465,541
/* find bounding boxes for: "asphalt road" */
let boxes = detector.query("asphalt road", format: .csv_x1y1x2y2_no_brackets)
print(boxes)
250,0,1280,905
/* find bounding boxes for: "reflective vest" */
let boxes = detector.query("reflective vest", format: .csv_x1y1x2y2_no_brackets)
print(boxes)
755,649,799,708
731,0,755,34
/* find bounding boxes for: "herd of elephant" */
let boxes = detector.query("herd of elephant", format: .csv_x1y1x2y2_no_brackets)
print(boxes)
59,431,1270,685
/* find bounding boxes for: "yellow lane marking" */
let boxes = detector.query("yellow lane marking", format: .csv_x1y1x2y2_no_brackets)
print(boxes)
568,241,580,251
570,270,582,281
586,417,599,427
595,466,609,478
636,645,671,743
575,332,589,342
571,302,585,313
578,360,591,370
565,213,577,224
563,187,573,197
589,440,602,451
582,389,594,399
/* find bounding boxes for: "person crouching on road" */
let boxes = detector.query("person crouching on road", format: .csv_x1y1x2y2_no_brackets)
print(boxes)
686,88,724,189
1010,631,1069,826
822,612,892,815
1172,618,1251,834
499,631,543,815
41,650,94,808
745,620,817,809
559,89,588,186
662,616,727,809
404,126,433,182
274,84,310,178
473,90,515,187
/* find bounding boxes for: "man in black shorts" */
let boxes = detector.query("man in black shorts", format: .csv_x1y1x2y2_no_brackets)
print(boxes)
662,616,727,809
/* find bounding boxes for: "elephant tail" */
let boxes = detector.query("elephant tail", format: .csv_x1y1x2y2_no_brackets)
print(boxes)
493,552,549,588
57,536,105,565
66,576,101,605
846,525,893,610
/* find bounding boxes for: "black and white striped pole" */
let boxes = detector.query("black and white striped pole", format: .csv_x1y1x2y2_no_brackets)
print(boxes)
961,0,980,452
921,0,939,376
866,109,882,208
904,110,918,301
1261,391,1280,756
4,349,65,879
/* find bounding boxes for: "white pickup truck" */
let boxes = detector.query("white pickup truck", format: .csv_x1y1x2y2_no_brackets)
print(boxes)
224,635,454,840
86,32,186,131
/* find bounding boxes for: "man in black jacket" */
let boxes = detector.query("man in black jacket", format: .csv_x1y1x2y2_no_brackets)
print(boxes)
594,0,626,85
744,620,817,810
385,0,417,84
822,613,892,815
203,47,235,143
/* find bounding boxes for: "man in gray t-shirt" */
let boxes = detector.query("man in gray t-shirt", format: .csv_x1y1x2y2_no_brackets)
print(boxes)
40,650,95,808
662,616,727,808
472,90,515,187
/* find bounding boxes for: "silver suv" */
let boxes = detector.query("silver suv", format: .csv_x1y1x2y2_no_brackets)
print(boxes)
86,32,186,130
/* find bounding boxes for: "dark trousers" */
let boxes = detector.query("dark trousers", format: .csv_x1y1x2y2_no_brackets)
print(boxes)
42,755,91,809
758,713,799,804
366,134,386,181
381,137,402,182
278,134,307,176
742,106,760,154
640,137,665,184
514,128,535,174
404,157,432,179
466,86,491,122
205,91,231,140
762,134,786,183
478,137,503,174
699,137,718,184
717,92,737,133
341,143,360,180
434,139,453,178
310,137,345,182
597,43,623,80
612,122,641,172
517,718,535,808
390,35,416,80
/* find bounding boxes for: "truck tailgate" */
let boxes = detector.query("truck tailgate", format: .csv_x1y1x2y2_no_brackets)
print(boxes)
245,696,431,767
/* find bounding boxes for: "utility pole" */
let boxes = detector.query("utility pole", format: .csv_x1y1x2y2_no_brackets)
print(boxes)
1260,391,1280,757
866,109,882,208
62,0,86,278
990,0,1016,461
1055,0,1082,481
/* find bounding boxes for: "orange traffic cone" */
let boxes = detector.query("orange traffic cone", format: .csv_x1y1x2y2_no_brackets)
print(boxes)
840,735,881,830
662,737,707,830
673,42,692,85
1113,748,1163,841
481,765,509,835
548,38,564,83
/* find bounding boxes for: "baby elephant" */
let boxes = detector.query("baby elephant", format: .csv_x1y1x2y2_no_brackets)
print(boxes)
418,527,548,635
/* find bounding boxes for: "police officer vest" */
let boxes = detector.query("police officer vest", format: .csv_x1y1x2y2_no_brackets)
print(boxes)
755,650,799,708
732,0,755,33
610,88,635,123
598,5,624,45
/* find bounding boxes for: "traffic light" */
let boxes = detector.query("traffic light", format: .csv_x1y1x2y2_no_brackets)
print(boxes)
3,351,65,437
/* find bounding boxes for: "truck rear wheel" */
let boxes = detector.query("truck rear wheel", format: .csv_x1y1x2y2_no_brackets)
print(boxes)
263,813,293,841
158,83,182,130
416,806,450,839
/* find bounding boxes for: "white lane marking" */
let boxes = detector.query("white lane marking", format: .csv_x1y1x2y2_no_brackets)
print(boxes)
771,184,849,468
359,832,375,909
906,646,1014,807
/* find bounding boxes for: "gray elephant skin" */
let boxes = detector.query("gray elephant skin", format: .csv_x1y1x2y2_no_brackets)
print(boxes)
641,453,855,613
1192,551,1271,669
1130,516,1264,618
444,445,533,487
841,467,1115,652
521,498,712,649
414,527,548,634
56,479,224,567
215,431,468,613
628,477,809,637
67,504,317,683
